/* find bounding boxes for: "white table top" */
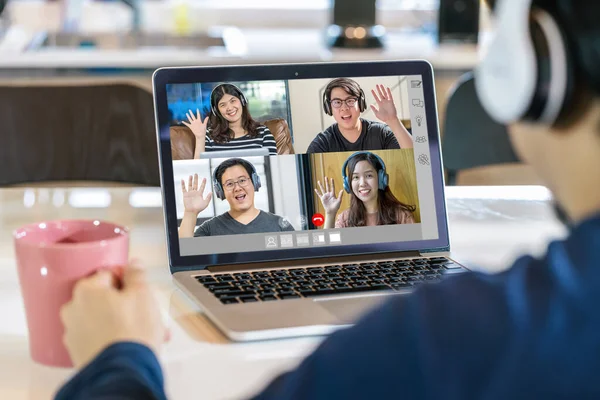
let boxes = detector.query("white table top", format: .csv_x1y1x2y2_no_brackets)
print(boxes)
0,28,480,70
0,185,566,399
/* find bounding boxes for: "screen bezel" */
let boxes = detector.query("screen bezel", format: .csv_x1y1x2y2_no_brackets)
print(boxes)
152,60,450,273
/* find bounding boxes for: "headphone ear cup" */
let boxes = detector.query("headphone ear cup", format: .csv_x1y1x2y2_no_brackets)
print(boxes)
252,173,261,191
323,93,332,115
343,177,350,193
360,89,367,112
379,170,389,189
213,181,224,200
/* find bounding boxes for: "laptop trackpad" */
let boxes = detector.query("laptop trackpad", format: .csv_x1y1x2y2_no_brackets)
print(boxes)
316,295,391,324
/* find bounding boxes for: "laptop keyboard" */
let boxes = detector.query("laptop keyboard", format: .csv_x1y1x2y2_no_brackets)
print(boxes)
195,257,463,305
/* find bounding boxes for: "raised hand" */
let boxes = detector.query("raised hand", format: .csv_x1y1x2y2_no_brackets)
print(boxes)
182,109,209,141
370,84,398,123
181,174,212,214
315,177,343,216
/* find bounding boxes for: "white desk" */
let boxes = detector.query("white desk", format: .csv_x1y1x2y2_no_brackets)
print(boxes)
0,186,566,399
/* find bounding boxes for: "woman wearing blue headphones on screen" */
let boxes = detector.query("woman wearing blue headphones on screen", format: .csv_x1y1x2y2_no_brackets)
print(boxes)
182,83,278,158
315,152,415,229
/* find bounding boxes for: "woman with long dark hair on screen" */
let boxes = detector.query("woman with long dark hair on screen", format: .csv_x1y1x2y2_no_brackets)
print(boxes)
182,83,278,158
315,151,416,229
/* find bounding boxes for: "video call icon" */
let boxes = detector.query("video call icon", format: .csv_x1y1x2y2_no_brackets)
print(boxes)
265,235,278,249
280,234,294,248
296,234,310,247
312,232,326,245
312,213,325,227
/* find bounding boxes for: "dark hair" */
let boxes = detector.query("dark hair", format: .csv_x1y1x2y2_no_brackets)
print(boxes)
346,153,416,227
209,84,261,144
325,78,363,102
214,158,255,186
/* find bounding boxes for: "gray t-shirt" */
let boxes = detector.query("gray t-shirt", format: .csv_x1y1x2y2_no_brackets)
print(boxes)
194,210,295,237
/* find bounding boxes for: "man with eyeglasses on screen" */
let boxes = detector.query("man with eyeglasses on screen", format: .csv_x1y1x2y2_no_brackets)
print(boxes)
178,158,294,237
307,78,414,154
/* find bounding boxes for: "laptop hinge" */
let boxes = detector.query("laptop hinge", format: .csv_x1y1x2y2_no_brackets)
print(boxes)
206,250,422,274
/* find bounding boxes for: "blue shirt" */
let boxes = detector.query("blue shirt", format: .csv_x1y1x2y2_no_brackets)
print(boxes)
55,214,600,400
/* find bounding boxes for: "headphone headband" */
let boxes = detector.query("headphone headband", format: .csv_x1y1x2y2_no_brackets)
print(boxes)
341,151,389,193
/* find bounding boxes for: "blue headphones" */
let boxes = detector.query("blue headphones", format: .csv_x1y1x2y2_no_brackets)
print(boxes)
341,152,389,193
210,83,248,117
212,158,261,200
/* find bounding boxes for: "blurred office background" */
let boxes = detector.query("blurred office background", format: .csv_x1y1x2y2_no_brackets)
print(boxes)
0,0,539,187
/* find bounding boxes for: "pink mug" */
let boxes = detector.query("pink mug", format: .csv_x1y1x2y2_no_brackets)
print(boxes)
14,220,129,368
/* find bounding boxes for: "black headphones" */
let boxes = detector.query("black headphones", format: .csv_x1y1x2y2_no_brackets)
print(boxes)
322,78,368,116
210,83,248,117
341,152,389,193
475,0,576,126
212,158,261,200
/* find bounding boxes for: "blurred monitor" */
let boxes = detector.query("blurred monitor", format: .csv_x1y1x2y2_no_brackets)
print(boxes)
438,0,480,44
326,0,384,49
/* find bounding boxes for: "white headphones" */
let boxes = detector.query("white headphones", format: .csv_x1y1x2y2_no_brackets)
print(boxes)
475,0,574,126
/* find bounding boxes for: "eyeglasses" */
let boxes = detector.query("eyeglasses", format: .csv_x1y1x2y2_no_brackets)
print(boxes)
223,177,251,191
330,97,358,109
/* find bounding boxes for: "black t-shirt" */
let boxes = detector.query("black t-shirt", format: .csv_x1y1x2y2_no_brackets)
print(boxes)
194,210,294,237
306,118,401,154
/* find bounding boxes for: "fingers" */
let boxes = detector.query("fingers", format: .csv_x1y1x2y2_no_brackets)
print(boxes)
371,89,381,103
192,173,199,191
122,263,147,289
317,180,325,197
203,116,209,126
188,175,193,192
329,177,335,194
203,191,213,202
186,110,194,122
196,108,201,119
181,179,187,193
386,86,393,100
198,176,205,194
377,84,386,100
181,121,190,128
337,190,344,200
325,176,330,194
370,104,378,114
71,269,114,300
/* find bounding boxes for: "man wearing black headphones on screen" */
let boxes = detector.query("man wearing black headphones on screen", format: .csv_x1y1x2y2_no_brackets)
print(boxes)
56,1,600,398
177,158,294,237
307,78,414,153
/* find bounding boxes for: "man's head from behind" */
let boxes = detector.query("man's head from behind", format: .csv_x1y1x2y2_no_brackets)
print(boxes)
323,78,367,131
476,0,600,224
213,158,261,213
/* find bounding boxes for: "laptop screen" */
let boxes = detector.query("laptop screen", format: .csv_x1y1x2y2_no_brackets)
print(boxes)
154,61,449,268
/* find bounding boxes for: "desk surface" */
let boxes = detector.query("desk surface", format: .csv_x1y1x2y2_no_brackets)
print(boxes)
0,186,566,399
0,29,480,70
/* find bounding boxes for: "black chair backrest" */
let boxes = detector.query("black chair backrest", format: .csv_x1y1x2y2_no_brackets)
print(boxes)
441,72,519,185
0,83,160,186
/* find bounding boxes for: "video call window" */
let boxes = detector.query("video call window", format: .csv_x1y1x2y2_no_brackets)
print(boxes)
169,74,435,256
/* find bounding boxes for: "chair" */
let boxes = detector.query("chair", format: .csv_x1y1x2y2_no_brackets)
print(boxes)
441,72,540,185
0,82,160,186
170,118,295,160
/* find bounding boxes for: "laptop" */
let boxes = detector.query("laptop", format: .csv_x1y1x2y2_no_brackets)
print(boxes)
152,60,468,341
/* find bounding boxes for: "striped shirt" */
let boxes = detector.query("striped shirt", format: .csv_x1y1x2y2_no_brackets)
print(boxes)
205,125,277,155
